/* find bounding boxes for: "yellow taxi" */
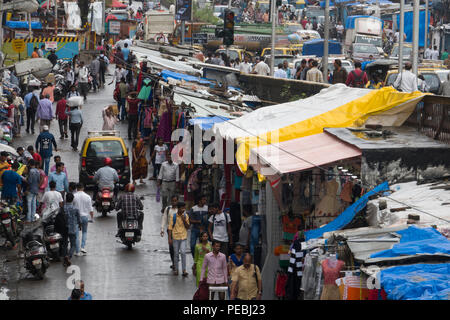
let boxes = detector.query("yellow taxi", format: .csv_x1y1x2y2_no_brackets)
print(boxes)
384,67,442,94
215,47,254,62
79,131,130,187
261,45,302,58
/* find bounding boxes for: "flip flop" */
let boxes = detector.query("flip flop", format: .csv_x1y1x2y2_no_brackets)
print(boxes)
182,272,188,277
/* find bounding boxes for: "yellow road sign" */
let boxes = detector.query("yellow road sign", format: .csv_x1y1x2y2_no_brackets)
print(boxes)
12,39,26,53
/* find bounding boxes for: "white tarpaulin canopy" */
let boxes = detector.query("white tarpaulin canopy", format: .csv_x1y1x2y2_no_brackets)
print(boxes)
64,1,82,30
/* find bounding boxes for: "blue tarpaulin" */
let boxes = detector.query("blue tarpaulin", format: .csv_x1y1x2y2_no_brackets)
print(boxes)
380,263,450,300
345,15,383,29
5,21,42,29
396,10,430,47
160,70,212,85
305,181,390,241
188,116,229,131
370,225,450,258
361,60,375,70
302,39,342,56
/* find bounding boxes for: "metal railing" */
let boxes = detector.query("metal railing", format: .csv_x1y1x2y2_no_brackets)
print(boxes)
404,95,450,144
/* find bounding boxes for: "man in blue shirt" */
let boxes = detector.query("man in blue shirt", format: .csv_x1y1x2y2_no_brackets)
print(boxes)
48,162,68,199
122,43,130,63
24,88,40,134
1,161,22,205
68,280,93,300
35,125,58,175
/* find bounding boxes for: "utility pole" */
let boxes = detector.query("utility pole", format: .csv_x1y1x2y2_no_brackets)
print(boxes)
424,0,428,52
29,13,32,38
412,0,419,76
55,0,58,35
102,0,105,35
0,0,3,49
398,0,404,74
270,0,276,76
323,0,329,82
227,0,231,58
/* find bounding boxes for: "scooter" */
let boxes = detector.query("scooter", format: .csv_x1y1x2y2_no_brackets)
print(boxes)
118,214,142,250
95,187,115,217
41,206,62,262
23,233,49,280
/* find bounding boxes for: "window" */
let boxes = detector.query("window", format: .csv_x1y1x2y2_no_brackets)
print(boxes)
391,46,412,57
353,44,379,54
422,73,441,93
86,140,124,158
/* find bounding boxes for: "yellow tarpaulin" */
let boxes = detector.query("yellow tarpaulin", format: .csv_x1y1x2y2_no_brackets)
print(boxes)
237,87,425,173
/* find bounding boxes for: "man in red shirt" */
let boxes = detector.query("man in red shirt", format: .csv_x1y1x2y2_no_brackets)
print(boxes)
126,91,140,140
345,61,369,88
55,98,69,139
27,146,42,169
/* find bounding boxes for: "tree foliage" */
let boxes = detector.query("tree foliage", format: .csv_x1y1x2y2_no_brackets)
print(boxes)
193,4,219,24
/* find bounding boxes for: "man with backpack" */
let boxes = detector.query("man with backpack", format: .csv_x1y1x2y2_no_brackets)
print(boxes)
168,202,190,277
345,62,368,88
24,87,40,134
98,51,109,88
208,203,233,256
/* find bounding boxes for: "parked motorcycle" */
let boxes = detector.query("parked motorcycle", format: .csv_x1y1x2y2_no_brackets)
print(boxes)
0,202,23,247
118,214,142,250
23,233,49,280
41,206,63,262
53,74,68,101
95,187,115,217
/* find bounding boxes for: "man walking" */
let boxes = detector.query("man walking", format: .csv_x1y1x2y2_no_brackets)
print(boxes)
26,159,41,223
36,94,53,132
230,253,262,300
1,161,22,205
346,62,368,88
64,193,82,259
78,61,89,102
168,202,190,277
24,87,40,134
161,195,178,270
90,55,100,92
118,78,128,121
188,195,209,259
48,162,69,199
201,240,228,300
208,203,233,256
41,181,64,210
66,105,83,151
55,96,69,139
98,51,109,88
35,125,57,175
332,59,348,84
73,183,94,255
157,155,179,213
126,91,140,140
306,60,323,83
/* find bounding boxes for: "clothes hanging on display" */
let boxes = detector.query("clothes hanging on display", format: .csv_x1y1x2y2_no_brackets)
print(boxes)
320,258,345,300
285,239,305,300
340,181,353,203
156,111,172,143
314,179,340,228
282,215,302,241
301,252,323,300
275,272,288,299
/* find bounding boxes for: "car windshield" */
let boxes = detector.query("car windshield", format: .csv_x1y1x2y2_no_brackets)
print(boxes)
353,44,379,54
87,140,124,158
436,71,449,82
387,72,441,93
274,57,293,66
391,46,412,57
355,35,382,47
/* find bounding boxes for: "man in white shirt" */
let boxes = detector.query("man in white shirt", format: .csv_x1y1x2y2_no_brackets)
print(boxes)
78,61,89,102
274,63,287,78
252,57,270,76
239,55,253,74
431,46,440,60
424,45,432,59
336,21,344,42
394,31,406,43
393,62,418,93
73,183,93,255
160,195,179,270
157,155,179,213
42,180,64,210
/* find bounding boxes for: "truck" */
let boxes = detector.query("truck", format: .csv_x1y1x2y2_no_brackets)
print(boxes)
344,16,384,55
143,10,175,42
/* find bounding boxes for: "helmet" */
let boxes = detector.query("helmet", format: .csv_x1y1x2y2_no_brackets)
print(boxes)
124,183,135,193
104,157,112,166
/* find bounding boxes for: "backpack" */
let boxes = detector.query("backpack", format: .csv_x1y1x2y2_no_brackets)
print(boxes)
350,70,366,88
193,280,209,300
99,56,107,71
30,94,39,112
172,212,188,229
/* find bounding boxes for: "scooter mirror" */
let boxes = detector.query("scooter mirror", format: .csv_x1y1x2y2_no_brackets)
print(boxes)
34,214,40,221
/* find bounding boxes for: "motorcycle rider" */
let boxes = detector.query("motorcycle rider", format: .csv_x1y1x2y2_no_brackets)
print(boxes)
92,157,119,202
115,183,143,237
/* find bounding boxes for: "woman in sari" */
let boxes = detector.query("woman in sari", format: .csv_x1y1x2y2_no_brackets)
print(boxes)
193,232,212,287
132,132,148,184
102,106,118,131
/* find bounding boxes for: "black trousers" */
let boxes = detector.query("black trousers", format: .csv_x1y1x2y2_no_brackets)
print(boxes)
128,114,138,139
116,211,144,229
59,233,68,258
58,119,68,137
99,69,106,86
69,122,82,149
167,229,174,265
26,108,36,133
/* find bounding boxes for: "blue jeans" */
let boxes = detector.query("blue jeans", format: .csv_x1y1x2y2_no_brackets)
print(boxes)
26,193,37,222
74,229,80,254
43,157,51,176
190,228,200,259
173,239,187,273
80,216,89,249
68,233,78,257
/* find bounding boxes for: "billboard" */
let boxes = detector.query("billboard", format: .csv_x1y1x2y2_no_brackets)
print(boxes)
175,0,192,21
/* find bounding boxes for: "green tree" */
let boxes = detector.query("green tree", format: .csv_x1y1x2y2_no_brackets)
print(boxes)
193,4,219,24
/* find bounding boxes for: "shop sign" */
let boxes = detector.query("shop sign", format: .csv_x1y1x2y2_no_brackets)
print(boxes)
12,39,26,53
110,21,121,34
45,41,58,51
15,31,29,39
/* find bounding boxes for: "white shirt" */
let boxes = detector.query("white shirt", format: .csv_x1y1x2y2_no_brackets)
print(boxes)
274,68,287,79
158,161,179,182
393,70,418,93
161,205,178,233
41,190,63,208
239,62,252,74
208,212,231,242
73,191,93,217
78,66,89,83
336,24,344,34
254,61,270,76
424,48,432,59
154,144,168,164
394,32,405,43
305,23,313,30
431,50,439,60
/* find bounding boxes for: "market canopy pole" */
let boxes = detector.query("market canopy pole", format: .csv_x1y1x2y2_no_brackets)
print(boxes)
323,0,329,82
412,0,419,77
398,0,404,74
424,0,429,51
270,0,276,77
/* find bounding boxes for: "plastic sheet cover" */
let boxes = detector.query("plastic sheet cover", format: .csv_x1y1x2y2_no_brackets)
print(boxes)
380,263,450,300
160,70,212,85
370,226,450,258
188,116,229,131
64,1,82,30
88,1,104,35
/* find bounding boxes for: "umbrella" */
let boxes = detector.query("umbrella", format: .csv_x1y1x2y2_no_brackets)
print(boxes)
112,0,128,9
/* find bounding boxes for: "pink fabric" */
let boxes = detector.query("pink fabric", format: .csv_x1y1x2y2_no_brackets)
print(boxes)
322,259,345,285
201,252,228,285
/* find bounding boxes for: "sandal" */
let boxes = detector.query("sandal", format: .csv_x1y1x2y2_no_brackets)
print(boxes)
182,271,188,277
173,270,179,276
